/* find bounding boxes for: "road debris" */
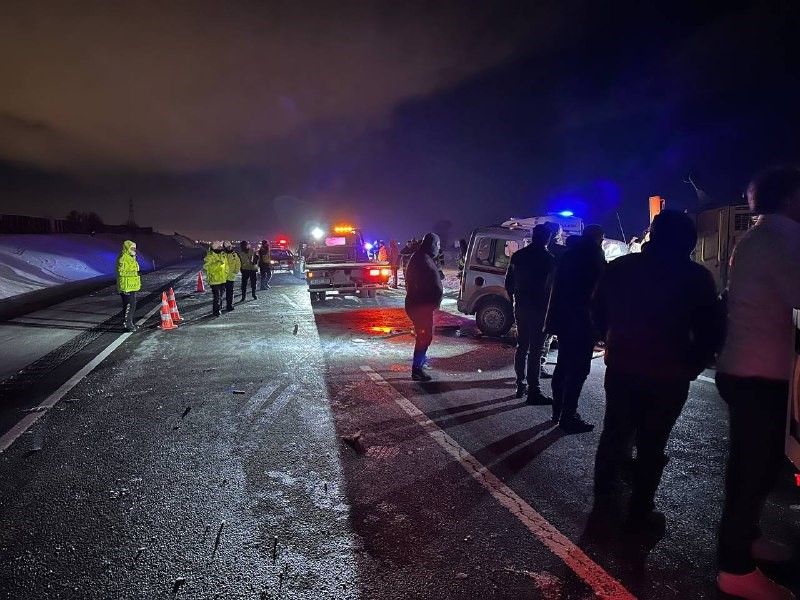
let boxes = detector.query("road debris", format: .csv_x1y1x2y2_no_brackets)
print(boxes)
212,520,225,556
271,536,279,563
455,572,468,580
172,576,186,594
341,431,366,454
293,323,299,335
231,389,246,395
180,406,191,418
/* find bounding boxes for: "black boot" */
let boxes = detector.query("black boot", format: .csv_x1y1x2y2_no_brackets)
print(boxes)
411,367,432,382
525,391,553,406
515,381,527,399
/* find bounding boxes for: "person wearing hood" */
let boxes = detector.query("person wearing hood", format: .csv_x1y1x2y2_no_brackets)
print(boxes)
116,240,141,331
257,239,272,290
504,224,556,403
591,210,723,529
405,233,443,381
238,240,258,302
204,241,228,317
223,241,241,312
388,240,401,288
545,224,606,433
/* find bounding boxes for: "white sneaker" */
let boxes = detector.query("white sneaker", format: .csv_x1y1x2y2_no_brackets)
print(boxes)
717,568,796,600
752,537,794,563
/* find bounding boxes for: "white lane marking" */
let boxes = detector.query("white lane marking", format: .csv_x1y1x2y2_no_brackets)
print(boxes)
360,365,389,386
0,303,163,454
256,383,298,424
697,375,715,384
243,379,285,417
360,365,636,600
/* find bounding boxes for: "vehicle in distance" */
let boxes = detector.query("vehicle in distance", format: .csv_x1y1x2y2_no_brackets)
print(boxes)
303,225,391,303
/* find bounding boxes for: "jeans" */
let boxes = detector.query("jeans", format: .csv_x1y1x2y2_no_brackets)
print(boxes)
259,265,272,290
551,327,596,422
594,369,689,513
716,373,789,574
211,284,225,315
514,306,547,394
406,304,435,369
120,292,137,329
241,270,257,299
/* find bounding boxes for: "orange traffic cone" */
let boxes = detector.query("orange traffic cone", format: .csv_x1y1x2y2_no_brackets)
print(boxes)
167,288,183,323
196,271,205,293
158,292,177,330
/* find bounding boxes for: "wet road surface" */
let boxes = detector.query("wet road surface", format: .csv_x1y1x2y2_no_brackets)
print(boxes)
0,273,798,599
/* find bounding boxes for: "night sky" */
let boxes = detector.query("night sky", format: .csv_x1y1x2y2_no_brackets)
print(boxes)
1,1,799,243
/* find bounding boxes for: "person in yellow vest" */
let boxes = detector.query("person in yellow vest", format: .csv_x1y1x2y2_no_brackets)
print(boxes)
223,241,241,312
204,241,228,317
237,240,258,302
117,240,141,331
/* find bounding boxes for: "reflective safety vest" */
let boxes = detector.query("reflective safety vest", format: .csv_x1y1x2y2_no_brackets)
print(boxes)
204,250,228,285
224,251,241,281
117,240,141,293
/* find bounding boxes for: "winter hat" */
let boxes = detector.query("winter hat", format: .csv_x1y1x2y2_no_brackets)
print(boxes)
223,241,233,251
211,240,223,251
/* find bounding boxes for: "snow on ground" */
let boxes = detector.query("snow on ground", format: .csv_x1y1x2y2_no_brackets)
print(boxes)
0,233,203,300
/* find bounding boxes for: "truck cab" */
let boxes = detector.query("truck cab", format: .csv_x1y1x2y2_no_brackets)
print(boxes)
692,203,755,291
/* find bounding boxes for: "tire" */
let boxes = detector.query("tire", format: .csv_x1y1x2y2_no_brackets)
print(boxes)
310,291,325,303
475,297,513,337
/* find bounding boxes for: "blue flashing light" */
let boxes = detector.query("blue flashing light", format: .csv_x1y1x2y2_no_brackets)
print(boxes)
558,210,574,217
364,242,374,251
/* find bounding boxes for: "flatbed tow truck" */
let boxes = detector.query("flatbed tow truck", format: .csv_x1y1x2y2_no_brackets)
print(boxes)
303,225,391,303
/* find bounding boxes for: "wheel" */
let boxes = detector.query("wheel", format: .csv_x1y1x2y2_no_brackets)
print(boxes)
310,291,325,303
475,297,513,337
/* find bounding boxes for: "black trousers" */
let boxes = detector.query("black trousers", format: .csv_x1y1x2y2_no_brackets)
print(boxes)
120,292,137,328
407,304,435,369
211,283,225,315
225,281,235,310
241,270,257,299
594,369,689,513
716,373,788,574
514,306,547,394
551,327,595,422
259,265,272,289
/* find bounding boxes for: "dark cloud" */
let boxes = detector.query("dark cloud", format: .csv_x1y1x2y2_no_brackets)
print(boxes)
0,0,571,172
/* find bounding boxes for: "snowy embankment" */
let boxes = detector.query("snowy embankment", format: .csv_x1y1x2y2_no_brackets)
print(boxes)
0,233,203,300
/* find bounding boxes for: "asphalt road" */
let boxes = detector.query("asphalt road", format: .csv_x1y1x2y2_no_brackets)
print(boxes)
0,273,798,599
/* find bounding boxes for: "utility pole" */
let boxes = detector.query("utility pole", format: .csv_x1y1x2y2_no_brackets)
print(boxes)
127,198,137,227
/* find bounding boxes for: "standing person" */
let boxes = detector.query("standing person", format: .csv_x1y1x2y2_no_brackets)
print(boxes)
377,242,389,262
591,211,723,528
204,241,228,317
540,222,568,378
504,224,556,403
545,224,606,433
223,241,240,312
116,240,141,332
715,166,800,600
388,240,401,288
238,240,258,301
257,240,272,290
405,233,443,382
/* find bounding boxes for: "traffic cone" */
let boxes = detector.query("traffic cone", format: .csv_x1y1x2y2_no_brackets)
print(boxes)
167,288,183,323
158,292,177,330
196,271,205,293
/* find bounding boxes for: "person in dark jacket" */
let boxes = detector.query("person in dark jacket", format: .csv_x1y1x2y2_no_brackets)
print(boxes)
540,222,568,378
238,240,258,301
505,224,556,403
257,240,272,290
545,224,606,433
592,210,723,529
405,233,443,381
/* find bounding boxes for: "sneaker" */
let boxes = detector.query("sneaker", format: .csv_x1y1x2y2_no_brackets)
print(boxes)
559,415,594,434
515,382,527,399
525,392,552,406
252,294,257,300
718,568,796,600
752,538,793,563
411,368,432,382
